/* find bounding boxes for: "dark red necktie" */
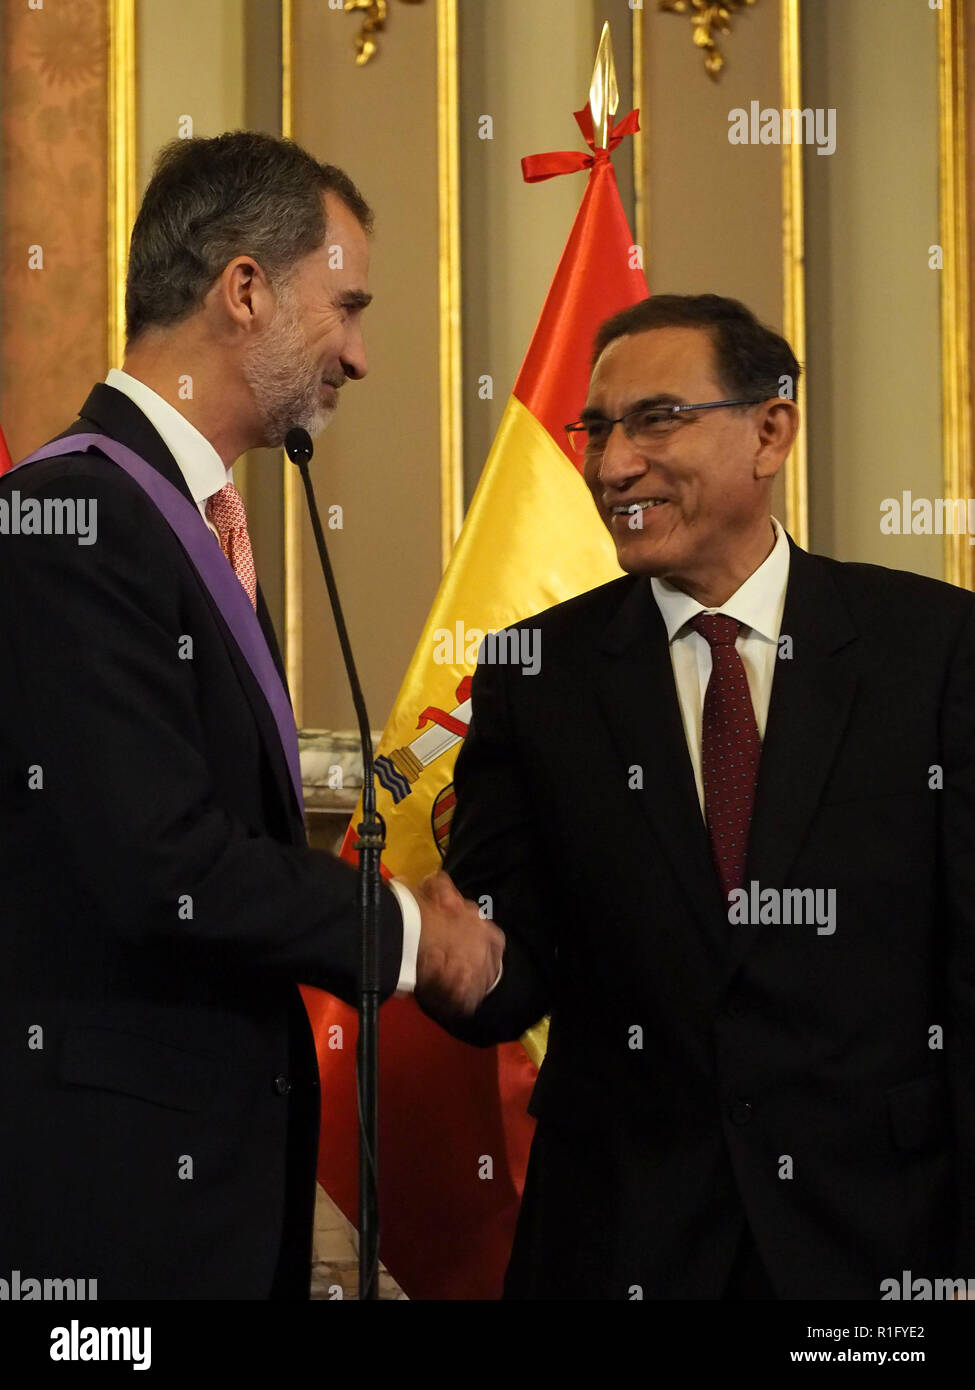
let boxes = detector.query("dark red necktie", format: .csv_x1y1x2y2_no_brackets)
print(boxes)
689,613,762,902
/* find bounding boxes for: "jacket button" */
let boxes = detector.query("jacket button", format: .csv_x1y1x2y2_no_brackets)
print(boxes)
729,1100,753,1125
273,1074,291,1096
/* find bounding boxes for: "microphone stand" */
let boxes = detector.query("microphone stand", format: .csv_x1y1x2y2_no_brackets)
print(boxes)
285,427,384,1302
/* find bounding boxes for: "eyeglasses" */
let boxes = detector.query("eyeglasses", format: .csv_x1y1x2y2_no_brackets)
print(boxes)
564,397,765,455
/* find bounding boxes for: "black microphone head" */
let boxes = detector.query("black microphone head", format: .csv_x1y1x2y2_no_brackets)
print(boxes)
285,427,314,466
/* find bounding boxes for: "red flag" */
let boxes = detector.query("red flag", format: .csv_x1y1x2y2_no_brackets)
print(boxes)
303,102,648,1300
0,424,12,475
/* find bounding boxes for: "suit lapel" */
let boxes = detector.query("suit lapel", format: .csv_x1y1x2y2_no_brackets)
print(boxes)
594,579,729,957
729,539,859,973
592,544,860,976
72,384,304,840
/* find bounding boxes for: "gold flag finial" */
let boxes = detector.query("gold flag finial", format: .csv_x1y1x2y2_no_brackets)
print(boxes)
590,21,620,150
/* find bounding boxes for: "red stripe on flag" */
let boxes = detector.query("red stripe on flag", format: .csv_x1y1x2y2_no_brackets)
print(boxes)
0,425,12,476
306,986,537,1300
514,110,648,467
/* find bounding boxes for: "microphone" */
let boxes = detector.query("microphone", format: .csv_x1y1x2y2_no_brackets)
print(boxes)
284,427,371,764
285,425,384,1303
284,426,313,467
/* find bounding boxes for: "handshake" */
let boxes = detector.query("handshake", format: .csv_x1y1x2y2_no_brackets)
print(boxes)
411,870,505,1020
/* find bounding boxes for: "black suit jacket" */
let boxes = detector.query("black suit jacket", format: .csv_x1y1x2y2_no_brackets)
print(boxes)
441,540,975,1299
0,383,403,1298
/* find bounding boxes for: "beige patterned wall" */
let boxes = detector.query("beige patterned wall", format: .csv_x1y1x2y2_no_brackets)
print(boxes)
291,0,443,732
801,0,942,575
0,0,109,460
458,0,632,500
637,1,788,527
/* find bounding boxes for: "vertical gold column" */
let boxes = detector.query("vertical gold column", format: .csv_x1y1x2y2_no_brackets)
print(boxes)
938,0,972,591
108,0,137,369
780,0,808,549
281,0,304,721
631,2,648,274
437,0,462,566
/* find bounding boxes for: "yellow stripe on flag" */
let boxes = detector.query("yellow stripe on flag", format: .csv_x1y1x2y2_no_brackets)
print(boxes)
373,393,621,886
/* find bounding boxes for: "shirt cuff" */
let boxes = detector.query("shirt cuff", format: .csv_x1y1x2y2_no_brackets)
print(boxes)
389,879,420,996
486,961,503,995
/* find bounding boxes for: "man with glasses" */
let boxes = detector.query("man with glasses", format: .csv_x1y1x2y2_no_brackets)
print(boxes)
426,293,975,1300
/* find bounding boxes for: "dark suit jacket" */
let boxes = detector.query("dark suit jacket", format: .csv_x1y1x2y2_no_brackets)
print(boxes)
0,383,403,1298
441,539,975,1299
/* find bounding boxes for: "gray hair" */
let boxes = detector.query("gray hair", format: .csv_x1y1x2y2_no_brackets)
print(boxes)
125,130,373,345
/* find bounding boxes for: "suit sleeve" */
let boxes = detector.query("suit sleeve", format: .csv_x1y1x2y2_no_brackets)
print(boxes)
433,648,557,1045
941,600,975,1270
0,465,402,1005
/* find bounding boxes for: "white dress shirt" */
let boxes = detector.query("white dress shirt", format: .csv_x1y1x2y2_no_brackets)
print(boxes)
650,516,791,817
103,369,421,991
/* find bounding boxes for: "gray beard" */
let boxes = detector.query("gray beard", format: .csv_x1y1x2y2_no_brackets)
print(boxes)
242,287,335,447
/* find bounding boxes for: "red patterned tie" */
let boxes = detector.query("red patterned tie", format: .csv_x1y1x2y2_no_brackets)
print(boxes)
205,481,257,611
689,614,762,902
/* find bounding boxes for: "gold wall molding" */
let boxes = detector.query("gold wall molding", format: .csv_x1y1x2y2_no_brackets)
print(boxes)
659,0,758,81
437,0,462,565
108,0,136,368
631,3,649,269
780,0,807,548
282,0,304,720
938,0,972,591
343,0,425,66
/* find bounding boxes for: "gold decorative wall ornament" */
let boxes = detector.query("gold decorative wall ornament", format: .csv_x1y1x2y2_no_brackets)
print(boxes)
344,0,426,66
659,0,757,81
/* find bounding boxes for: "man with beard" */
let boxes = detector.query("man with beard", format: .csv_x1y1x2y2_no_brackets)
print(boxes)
0,132,502,1299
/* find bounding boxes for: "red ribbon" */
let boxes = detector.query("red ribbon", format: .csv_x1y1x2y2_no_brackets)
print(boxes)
416,675,474,738
521,105,641,184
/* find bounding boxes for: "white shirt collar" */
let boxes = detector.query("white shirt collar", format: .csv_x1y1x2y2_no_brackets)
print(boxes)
650,516,791,643
104,367,230,505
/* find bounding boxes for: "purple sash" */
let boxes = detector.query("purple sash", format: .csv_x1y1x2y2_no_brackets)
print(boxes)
10,433,305,823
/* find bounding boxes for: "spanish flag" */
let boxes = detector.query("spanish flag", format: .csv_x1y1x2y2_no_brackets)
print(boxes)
302,101,648,1300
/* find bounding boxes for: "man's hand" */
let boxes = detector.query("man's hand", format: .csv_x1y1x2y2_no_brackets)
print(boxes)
413,870,504,1019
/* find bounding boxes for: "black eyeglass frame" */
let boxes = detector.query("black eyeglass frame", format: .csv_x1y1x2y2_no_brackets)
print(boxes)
564,397,767,451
